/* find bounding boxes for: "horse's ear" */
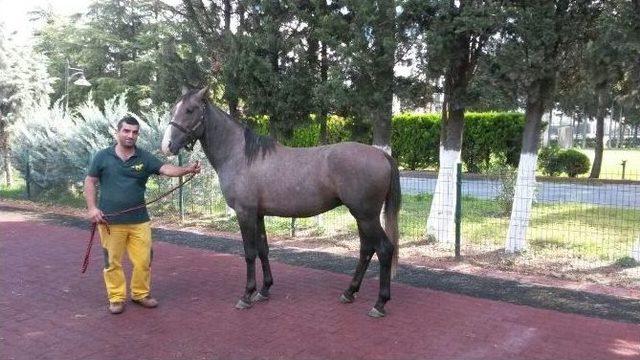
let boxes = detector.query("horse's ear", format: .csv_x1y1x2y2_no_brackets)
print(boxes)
196,87,210,102
181,85,190,96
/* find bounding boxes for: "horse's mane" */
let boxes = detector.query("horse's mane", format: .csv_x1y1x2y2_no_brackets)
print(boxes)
182,90,276,165
244,127,276,164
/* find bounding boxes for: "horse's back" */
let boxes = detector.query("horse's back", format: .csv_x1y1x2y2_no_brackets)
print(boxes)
244,142,392,218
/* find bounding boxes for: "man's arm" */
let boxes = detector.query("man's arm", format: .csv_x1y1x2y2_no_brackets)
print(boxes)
159,161,201,177
84,175,106,223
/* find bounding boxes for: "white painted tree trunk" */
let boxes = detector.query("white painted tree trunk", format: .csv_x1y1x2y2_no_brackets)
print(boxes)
506,153,538,252
373,144,392,155
631,235,640,261
426,148,460,244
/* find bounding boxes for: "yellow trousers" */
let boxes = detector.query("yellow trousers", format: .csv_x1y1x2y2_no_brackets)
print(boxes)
98,222,153,303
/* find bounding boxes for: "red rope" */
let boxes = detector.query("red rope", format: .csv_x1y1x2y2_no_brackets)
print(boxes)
81,173,196,273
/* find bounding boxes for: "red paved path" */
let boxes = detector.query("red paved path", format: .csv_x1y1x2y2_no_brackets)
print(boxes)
1,211,639,360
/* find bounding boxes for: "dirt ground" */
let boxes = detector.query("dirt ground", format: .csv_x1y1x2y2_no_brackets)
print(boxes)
1,198,638,300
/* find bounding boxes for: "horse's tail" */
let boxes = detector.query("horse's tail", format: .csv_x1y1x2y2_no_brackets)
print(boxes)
383,153,401,278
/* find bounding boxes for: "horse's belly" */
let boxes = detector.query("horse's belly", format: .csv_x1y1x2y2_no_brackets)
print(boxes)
260,190,340,218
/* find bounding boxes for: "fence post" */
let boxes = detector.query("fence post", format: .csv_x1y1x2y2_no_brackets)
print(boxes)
621,160,626,180
455,162,462,260
25,151,31,200
178,153,185,222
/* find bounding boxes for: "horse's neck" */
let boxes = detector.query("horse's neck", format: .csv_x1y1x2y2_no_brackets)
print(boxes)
201,104,244,172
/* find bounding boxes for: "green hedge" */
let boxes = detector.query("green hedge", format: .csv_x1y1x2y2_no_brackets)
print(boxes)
251,112,527,172
391,112,526,171
391,113,440,169
462,113,526,172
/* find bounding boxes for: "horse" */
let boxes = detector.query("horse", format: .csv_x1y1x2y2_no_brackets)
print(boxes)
161,88,401,317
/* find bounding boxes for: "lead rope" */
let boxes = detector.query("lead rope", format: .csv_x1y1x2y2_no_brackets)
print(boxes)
81,172,197,273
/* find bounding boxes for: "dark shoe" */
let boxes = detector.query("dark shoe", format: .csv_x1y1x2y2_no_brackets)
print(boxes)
108,302,124,314
132,296,158,308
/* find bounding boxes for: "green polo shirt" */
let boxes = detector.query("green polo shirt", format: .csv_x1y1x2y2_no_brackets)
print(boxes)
88,145,164,224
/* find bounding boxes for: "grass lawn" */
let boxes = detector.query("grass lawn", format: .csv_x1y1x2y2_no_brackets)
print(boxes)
576,148,640,180
157,193,639,264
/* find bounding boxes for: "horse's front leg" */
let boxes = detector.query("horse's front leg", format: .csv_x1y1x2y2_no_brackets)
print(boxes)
235,209,259,309
251,216,272,302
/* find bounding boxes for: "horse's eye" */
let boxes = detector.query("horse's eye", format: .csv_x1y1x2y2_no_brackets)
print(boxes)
186,108,193,114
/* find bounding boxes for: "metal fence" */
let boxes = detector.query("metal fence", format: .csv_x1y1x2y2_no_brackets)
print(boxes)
141,163,640,269
5,152,639,272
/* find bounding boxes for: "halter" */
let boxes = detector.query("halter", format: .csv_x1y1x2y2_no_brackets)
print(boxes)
169,104,206,151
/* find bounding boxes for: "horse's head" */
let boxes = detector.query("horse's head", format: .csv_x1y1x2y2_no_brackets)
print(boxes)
161,87,209,155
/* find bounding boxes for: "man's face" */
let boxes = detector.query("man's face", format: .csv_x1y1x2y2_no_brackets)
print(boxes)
116,123,140,148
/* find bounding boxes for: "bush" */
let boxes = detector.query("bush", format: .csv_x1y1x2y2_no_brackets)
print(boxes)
538,145,563,176
558,149,590,177
248,112,526,172
487,165,517,216
391,112,526,171
538,146,591,177
391,113,440,169
11,94,173,196
463,113,527,172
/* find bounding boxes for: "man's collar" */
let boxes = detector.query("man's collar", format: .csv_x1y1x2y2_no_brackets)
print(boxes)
109,144,138,158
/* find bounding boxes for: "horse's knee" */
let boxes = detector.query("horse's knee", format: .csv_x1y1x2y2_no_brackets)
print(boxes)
245,251,257,264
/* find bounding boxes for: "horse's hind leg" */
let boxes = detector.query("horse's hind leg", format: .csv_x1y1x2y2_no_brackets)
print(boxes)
235,209,259,309
340,225,375,304
352,218,394,318
253,216,272,302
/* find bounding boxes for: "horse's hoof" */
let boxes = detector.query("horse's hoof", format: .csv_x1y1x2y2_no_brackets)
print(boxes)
251,292,269,302
367,307,386,318
235,299,252,309
339,293,354,304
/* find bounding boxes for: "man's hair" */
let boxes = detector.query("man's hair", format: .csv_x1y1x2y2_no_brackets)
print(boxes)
117,116,140,130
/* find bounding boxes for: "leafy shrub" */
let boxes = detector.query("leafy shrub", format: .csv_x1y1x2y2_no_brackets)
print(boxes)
538,146,591,177
558,149,590,177
11,94,173,197
538,145,563,176
487,165,517,216
391,112,526,171
391,113,440,170
463,113,527,172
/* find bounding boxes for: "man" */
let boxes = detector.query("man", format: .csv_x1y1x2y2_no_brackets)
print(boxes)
84,116,201,314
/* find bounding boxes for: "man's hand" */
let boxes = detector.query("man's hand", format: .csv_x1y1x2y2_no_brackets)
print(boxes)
187,161,201,174
88,207,106,224
159,161,201,177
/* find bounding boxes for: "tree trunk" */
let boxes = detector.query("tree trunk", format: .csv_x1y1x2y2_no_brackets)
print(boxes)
426,101,464,244
506,79,550,252
426,19,472,244
2,150,12,187
589,90,605,178
618,106,625,148
0,120,11,187
318,41,329,145
370,0,395,155
223,0,240,119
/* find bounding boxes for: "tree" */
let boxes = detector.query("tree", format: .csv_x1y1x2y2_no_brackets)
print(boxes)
336,0,397,153
495,0,598,252
0,26,53,186
33,0,207,112
403,0,502,243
